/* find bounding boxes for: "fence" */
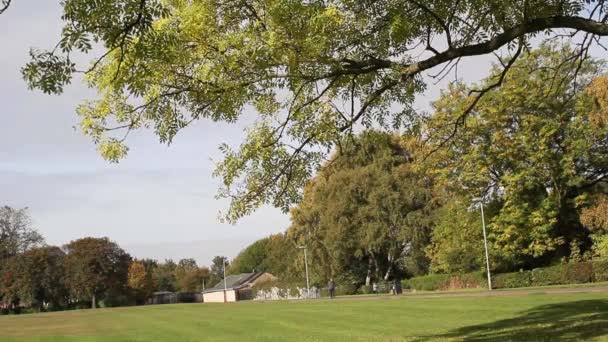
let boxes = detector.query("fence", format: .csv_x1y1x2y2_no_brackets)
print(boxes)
254,286,321,301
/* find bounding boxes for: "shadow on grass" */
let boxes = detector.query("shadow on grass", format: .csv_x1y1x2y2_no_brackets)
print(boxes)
419,300,608,341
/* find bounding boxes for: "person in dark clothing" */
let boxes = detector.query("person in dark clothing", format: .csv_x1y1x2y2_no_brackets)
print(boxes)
393,278,402,295
328,278,336,299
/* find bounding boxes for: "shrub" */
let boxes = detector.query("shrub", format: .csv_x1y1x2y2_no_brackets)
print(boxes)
359,285,373,294
493,271,531,289
335,283,358,296
592,258,608,282
405,274,451,291
561,261,594,284
453,272,486,289
530,265,562,286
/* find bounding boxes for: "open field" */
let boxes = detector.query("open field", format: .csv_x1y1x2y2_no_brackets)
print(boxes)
1,291,607,342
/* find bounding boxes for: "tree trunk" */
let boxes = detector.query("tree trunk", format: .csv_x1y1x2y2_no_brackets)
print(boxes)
371,253,380,281
383,253,394,281
365,256,373,286
91,294,96,309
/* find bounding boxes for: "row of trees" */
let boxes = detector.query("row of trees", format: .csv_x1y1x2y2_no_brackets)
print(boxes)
230,45,608,290
0,206,229,312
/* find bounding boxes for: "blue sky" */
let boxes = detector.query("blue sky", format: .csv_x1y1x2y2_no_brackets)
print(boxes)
0,1,533,266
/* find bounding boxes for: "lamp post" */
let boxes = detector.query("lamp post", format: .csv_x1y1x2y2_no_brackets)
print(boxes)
474,197,493,290
223,257,227,302
297,246,310,298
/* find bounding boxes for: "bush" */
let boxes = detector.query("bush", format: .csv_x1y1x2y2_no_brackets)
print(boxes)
530,265,562,286
452,272,486,289
493,271,531,289
561,261,594,284
407,259,608,291
359,285,373,294
335,283,358,296
405,274,451,291
404,272,486,291
592,258,608,282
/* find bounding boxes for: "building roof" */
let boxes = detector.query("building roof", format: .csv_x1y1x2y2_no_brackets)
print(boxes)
203,272,264,293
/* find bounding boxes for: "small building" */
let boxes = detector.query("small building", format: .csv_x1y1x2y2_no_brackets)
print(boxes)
202,272,275,303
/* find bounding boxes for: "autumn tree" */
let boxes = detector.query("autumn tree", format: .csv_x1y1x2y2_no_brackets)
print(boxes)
173,258,209,292
19,0,608,221
581,193,608,257
63,237,131,308
128,260,155,304
426,44,608,268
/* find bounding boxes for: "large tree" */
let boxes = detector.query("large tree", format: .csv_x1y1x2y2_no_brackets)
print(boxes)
426,44,608,268
289,131,435,285
1,246,68,311
63,237,131,308
0,206,44,262
20,0,608,221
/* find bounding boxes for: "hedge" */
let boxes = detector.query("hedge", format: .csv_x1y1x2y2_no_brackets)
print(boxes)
403,272,485,291
405,259,608,291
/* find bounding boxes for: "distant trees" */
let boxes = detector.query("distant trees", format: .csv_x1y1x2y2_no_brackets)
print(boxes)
209,256,229,286
0,207,232,313
128,261,155,305
151,259,177,292
0,206,43,261
174,259,209,292
1,247,68,311
0,206,46,310
63,237,131,309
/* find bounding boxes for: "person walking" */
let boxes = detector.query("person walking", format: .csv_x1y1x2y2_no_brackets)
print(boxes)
393,277,402,295
328,278,336,299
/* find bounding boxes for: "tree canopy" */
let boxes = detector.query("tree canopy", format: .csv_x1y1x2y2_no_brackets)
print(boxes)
18,0,608,221
63,237,131,308
0,206,44,261
426,44,608,268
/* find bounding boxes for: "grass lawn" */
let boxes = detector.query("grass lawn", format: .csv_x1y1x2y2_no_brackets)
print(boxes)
0,292,607,341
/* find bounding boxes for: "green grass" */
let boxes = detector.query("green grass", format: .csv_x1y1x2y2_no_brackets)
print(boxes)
1,292,607,341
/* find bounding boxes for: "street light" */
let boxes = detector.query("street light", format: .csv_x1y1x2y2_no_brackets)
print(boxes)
473,197,492,290
297,246,310,298
223,257,228,302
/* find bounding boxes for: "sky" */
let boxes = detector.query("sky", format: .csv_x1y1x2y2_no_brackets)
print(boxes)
0,1,501,266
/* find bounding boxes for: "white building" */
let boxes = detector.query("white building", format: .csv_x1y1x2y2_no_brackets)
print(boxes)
202,272,275,303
